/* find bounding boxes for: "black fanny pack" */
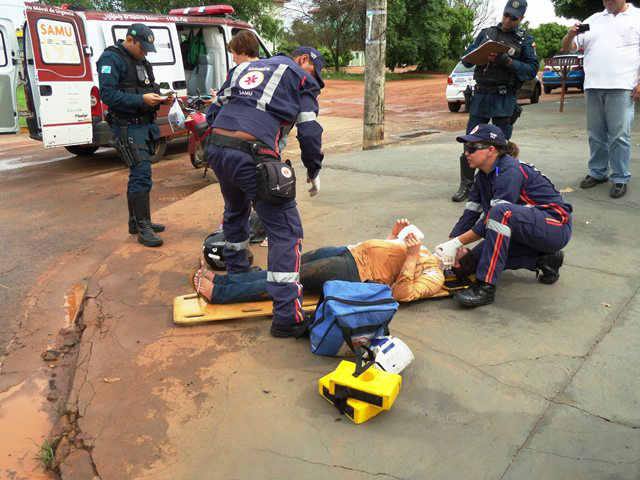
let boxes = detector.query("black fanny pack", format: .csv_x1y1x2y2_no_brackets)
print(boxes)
252,144,296,205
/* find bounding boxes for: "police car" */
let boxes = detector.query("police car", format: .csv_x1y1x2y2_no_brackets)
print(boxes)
542,54,585,94
446,61,542,113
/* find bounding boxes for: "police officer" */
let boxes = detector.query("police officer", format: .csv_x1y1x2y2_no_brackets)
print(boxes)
206,46,325,338
452,0,539,202
97,23,172,247
436,124,572,307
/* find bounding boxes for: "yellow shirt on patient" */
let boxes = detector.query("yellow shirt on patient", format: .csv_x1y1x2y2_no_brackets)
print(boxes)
348,239,445,302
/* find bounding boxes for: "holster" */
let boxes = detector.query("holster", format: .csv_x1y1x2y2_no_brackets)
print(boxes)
463,85,473,112
510,105,523,125
110,122,142,168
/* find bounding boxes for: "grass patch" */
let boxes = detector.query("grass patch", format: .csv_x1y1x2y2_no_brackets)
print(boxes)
324,71,432,82
33,436,60,469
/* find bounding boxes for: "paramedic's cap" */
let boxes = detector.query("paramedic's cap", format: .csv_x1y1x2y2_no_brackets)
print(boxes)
127,23,156,53
504,0,527,18
292,46,325,88
456,124,508,145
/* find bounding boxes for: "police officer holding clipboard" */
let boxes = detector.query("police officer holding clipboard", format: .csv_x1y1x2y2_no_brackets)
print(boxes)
451,0,539,202
97,23,173,247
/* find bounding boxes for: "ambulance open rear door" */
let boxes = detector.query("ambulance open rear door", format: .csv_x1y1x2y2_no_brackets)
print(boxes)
24,3,93,147
0,17,19,133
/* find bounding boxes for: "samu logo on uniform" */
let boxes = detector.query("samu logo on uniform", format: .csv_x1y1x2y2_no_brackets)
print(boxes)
238,71,265,90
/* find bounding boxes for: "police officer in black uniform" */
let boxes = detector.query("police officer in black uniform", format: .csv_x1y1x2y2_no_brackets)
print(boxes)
451,0,539,202
97,24,173,247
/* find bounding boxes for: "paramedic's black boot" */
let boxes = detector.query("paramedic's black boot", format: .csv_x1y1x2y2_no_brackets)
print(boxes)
454,280,496,307
128,194,165,234
129,193,163,247
452,153,474,202
536,251,564,285
270,323,296,338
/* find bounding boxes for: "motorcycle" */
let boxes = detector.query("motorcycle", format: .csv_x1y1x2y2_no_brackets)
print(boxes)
180,94,211,171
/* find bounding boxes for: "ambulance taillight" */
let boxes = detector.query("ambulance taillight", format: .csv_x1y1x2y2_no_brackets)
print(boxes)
90,86,103,118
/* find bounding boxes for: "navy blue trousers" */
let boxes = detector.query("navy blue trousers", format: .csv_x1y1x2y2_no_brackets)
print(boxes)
207,144,304,326
472,204,572,285
110,123,158,194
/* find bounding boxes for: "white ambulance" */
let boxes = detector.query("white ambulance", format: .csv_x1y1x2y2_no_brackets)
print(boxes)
1,3,269,161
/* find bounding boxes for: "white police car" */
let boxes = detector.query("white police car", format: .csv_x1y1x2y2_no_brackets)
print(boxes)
446,62,542,113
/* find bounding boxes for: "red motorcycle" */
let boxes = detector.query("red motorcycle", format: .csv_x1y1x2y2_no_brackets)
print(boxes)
180,95,211,170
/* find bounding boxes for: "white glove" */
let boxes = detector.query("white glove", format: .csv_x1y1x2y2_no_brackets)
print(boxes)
307,174,320,197
435,237,463,268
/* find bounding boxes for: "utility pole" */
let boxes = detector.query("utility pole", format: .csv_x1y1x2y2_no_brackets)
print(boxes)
363,0,387,150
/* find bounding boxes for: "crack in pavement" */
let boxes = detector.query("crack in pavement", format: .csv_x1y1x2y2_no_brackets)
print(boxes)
253,448,406,479
524,447,640,466
554,402,640,430
478,354,586,368
499,283,640,479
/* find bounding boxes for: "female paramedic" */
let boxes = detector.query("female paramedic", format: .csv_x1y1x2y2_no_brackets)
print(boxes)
435,124,572,308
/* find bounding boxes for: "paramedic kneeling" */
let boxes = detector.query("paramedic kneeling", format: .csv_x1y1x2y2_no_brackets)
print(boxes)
97,23,173,247
435,124,572,308
206,46,325,338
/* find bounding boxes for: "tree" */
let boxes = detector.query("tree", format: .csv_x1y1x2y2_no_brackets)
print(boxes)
528,22,568,61
551,0,603,20
449,0,493,36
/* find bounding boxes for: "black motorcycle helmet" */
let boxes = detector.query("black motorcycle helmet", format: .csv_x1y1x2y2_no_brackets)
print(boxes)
203,230,254,271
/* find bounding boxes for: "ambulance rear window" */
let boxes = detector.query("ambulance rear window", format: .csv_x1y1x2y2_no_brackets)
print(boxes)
112,26,175,66
0,31,7,67
35,18,81,65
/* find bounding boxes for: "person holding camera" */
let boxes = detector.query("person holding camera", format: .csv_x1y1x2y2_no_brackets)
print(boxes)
561,0,640,199
451,0,539,202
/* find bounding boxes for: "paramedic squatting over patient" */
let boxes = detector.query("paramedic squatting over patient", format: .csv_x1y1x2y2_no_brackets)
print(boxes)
205,46,325,339
435,124,573,308
192,219,468,304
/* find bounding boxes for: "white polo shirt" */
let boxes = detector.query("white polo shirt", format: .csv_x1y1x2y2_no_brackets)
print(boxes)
576,3,640,90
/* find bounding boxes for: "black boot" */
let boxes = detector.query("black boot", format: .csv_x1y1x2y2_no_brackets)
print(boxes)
454,280,496,307
452,153,475,202
536,251,564,285
129,193,163,247
128,194,165,234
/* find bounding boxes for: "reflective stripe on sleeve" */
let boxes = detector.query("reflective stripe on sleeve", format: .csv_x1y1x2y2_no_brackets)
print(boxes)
225,238,250,251
296,111,317,124
256,64,288,112
267,271,300,283
490,198,511,207
219,62,251,105
464,201,483,212
487,219,511,237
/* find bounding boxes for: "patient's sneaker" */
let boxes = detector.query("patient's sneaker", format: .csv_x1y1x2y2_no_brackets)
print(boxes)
536,251,564,285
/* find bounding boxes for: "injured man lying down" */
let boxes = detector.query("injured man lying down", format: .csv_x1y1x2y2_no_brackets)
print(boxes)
191,219,477,304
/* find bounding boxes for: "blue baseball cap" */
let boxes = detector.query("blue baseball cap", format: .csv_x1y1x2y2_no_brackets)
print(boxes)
127,23,156,53
456,124,508,145
292,46,325,88
504,0,527,18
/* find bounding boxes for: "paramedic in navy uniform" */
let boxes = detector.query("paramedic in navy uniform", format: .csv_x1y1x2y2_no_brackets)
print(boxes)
206,46,325,338
435,125,572,308
451,0,539,202
97,23,172,247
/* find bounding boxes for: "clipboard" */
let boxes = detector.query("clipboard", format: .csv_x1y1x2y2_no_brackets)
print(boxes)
462,40,512,66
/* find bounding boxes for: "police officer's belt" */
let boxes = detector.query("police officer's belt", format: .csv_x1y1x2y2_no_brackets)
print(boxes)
207,132,278,159
109,114,155,126
474,85,516,95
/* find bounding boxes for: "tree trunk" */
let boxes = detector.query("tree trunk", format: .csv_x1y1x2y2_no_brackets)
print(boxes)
363,0,387,150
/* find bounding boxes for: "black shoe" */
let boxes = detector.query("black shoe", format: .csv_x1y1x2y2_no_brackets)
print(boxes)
536,251,564,285
127,194,165,234
270,323,296,338
129,193,163,247
610,183,627,198
452,153,475,202
452,183,471,202
454,280,496,307
579,175,608,189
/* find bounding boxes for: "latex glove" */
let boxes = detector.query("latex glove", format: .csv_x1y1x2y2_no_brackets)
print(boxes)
435,237,463,268
307,174,320,197
494,53,512,68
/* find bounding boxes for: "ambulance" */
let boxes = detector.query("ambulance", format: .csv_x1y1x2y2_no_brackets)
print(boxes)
0,3,270,161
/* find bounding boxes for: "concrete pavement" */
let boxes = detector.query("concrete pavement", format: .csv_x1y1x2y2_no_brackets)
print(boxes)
62,95,640,479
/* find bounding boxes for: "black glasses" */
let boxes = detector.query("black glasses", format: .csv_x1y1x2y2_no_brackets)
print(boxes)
464,143,492,154
503,13,519,21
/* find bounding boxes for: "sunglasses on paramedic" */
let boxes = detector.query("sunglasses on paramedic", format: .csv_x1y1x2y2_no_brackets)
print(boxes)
503,13,519,21
464,143,492,154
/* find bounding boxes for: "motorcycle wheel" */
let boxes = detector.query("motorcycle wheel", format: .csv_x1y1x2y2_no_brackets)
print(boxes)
190,141,207,169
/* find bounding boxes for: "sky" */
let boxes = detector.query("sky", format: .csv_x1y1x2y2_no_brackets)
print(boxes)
0,0,25,30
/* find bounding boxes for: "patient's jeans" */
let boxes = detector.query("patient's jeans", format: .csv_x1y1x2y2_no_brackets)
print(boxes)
210,246,361,304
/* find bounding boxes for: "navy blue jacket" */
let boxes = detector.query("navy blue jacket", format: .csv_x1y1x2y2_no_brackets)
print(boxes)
450,154,572,238
461,25,539,117
207,54,324,179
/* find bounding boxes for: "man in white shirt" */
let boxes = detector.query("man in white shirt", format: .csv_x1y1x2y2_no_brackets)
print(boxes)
561,0,640,198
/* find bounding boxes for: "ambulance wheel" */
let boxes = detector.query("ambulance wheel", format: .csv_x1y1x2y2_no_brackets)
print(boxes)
149,138,167,164
65,145,99,156
190,141,207,169
448,101,461,113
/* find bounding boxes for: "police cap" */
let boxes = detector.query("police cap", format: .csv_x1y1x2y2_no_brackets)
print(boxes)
504,0,527,19
127,23,157,53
